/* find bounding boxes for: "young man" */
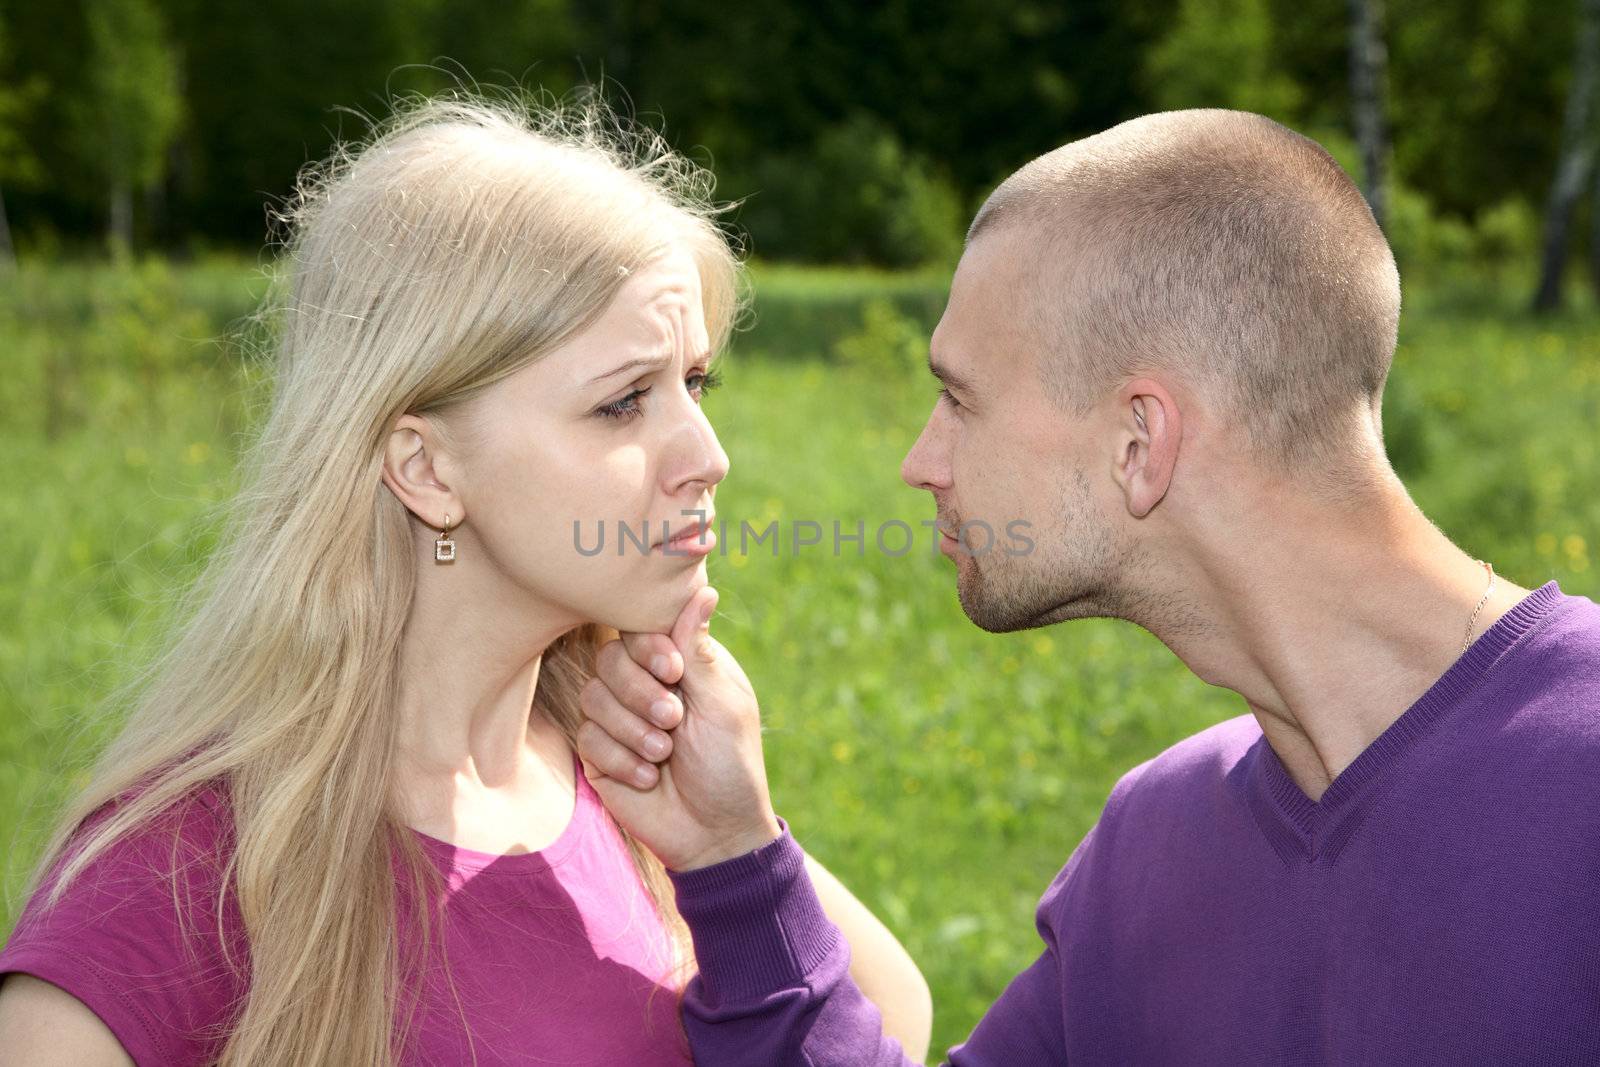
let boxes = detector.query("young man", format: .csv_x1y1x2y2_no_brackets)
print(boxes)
575,109,1600,1064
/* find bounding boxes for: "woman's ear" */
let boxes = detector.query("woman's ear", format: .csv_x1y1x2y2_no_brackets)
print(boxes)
381,413,465,530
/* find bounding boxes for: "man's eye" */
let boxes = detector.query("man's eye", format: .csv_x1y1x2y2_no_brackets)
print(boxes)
938,387,961,410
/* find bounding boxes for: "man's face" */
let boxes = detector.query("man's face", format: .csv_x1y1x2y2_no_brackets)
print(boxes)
901,231,1135,632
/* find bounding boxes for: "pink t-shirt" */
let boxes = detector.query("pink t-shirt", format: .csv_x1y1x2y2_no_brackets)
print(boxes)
0,749,694,1066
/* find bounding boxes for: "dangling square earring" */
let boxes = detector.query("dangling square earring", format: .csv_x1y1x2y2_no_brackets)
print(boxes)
435,513,457,563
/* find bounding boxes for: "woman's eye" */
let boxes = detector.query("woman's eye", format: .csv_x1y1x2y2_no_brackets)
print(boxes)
596,386,651,420
688,366,724,400
596,367,723,420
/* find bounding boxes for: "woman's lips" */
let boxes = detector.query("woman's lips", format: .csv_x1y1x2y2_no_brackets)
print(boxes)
658,522,716,557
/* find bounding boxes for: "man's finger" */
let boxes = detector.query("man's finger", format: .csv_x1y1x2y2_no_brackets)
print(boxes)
621,630,683,685
580,676,675,764
576,719,660,790
666,587,709,655
595,640,684,728
670,585,720,663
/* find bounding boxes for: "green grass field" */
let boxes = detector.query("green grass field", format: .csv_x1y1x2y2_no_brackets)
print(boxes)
2,255,1597,1061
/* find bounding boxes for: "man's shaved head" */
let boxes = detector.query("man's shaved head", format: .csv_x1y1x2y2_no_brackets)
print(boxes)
969,109,1401,483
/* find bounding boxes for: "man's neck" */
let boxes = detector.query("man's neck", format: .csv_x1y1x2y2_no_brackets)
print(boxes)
1145,491,1532,803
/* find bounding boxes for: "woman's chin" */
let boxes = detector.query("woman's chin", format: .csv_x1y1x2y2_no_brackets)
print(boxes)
596,569,708,635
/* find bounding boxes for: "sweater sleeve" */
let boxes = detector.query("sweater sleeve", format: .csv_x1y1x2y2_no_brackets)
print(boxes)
0,786,248,1067
666,818,1083,1066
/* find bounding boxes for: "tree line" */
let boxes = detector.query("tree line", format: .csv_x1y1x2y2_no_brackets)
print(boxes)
0,0,1596,309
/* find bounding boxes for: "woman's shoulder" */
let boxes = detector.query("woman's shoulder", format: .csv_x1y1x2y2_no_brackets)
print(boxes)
49,776,239,906
0,777,247,1067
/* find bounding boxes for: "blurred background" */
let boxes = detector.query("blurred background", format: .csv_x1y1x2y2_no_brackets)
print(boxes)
2,1,1598,1061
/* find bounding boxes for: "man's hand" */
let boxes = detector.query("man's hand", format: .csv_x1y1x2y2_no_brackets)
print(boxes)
577,586,783,871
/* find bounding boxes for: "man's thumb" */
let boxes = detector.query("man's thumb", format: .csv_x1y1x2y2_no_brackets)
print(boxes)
670,585,719,665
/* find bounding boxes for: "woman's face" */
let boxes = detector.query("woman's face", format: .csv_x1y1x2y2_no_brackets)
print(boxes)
453,243,729,635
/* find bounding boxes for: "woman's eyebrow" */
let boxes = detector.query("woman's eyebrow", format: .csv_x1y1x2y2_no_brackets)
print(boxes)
588,350,716,385
589,354,674,385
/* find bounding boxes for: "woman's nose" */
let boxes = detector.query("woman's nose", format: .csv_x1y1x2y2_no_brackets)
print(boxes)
668,399,730,495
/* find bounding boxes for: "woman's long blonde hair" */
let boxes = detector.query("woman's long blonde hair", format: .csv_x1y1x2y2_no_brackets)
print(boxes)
17,85,743,1065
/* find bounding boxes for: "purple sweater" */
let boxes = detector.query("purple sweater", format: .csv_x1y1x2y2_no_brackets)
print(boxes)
668,579,1600,1065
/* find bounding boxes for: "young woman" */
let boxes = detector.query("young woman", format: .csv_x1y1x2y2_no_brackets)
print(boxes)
0,90,932,1066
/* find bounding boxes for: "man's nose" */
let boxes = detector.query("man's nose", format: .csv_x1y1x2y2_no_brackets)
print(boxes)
900,443,923,489
902,412,947,491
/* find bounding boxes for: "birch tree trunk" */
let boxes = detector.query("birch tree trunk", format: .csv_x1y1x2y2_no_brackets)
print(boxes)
1347,0,1389,230
109,179,132,258
0,183,15,275
1534,0,1600,312
1590,142,1600,300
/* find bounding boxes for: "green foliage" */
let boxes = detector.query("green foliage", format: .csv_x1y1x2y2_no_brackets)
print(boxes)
1239,122,1546,284
834,298,930,377
731,260,948,360
0,8,45,187
62,0,183,244
2,259,1597,1063
0,255,263,442
742,115,964,267
1145,0,1304,117
1385,0,1569,219
1377,369,1433,482
1387,187,1543,282
0,0,1585,274
1386,183,1480,273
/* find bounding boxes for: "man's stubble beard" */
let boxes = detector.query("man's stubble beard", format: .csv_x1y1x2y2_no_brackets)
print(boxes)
956,468,1146,634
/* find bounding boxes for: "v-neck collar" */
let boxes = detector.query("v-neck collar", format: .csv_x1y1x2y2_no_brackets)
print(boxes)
1243,580,1567,866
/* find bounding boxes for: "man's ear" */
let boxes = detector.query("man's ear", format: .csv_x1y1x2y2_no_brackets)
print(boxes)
1110,378,1181,518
